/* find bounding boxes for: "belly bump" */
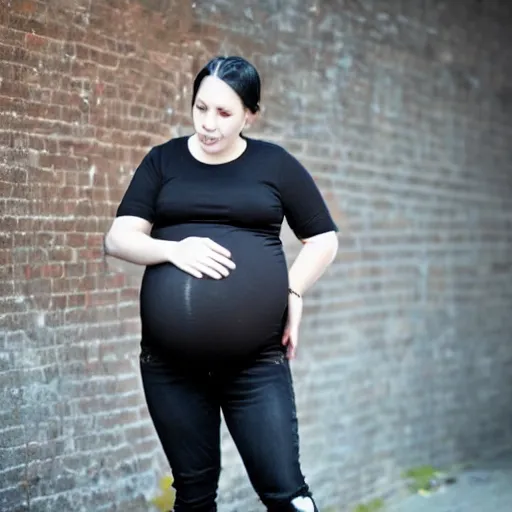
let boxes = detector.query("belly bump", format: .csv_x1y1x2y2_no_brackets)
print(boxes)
139,227,289,361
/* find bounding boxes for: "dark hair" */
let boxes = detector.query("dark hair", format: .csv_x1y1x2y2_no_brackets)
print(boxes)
191,56,261,114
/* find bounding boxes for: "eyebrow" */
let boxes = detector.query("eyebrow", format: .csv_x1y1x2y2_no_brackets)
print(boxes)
196,97,232,112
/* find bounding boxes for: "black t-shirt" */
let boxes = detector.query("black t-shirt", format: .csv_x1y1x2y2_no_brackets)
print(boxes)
116,136,337,240
116,136,337,365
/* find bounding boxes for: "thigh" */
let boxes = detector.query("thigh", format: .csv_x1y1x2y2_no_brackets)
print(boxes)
219,352,311,508
140,348,221,511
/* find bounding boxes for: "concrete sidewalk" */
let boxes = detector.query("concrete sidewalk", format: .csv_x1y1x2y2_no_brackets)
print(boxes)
388,449,512,512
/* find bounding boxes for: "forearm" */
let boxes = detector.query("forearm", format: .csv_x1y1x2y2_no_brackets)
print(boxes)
104,230,176,266
288,231,338,295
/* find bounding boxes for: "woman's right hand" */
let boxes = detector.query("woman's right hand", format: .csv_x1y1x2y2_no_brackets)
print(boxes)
167,237,236,279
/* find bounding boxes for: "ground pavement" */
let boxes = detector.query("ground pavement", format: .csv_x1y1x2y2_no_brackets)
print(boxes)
388,449,512,512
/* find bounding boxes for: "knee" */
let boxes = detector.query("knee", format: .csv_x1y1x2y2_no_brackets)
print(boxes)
267,494,318,512
290,496,317,512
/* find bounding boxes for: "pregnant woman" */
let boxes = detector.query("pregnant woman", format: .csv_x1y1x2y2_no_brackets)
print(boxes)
105,56,338,512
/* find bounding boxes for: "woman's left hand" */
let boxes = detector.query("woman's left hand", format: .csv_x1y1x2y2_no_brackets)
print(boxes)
282,293,303,360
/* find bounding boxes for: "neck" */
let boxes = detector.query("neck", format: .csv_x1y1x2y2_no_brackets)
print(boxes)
190,134,247,165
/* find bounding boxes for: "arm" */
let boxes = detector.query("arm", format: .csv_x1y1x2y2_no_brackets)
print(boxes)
104,216,233,277
104,216,177,266
283,230,338,359
104,147,175,266
279,148,339,295
278,148,339,358
105,147,234,277
288,231,339,296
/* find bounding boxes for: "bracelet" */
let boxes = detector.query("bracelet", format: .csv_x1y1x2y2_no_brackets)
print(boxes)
288,287,302,299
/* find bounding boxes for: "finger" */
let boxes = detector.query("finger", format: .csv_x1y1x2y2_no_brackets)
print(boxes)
208,251,236,270
200,257,231,277
193,262,224,280
181,265,203,279
288,332,298,359
204,238,232,258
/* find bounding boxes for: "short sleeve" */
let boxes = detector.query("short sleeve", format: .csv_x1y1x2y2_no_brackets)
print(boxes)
116,147,161,223
279,149,338,240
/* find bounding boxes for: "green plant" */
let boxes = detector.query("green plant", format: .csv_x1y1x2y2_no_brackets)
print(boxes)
353,498,385,512
150,475,176,512
401,465,440,492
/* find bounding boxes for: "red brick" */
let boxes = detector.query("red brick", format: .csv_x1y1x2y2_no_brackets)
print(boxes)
0,79,32,100
40,264,64,279
66,233,86,247
24,32,50,50
10,0,38,14
48,247,74,262
87,291,118,307
92,48,119,68
78,247,103,260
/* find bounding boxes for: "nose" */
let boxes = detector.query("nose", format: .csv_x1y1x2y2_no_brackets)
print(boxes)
202,110,216,133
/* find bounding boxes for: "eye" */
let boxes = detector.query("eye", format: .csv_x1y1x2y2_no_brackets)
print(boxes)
195,104,207,112
219,111,231,118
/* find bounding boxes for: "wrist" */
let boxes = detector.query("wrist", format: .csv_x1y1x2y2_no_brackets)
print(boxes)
288,287,302,299
161,240,179,264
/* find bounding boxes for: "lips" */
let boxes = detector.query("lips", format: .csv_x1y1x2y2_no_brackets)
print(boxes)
199,134,221,146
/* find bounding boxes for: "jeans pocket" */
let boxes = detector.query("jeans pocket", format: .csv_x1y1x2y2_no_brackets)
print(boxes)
272,351,287,364
254,346,287,365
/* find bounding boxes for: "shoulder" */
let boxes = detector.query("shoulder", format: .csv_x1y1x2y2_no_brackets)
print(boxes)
139,136,189,172
129,137,188,182
250,139,309,179
246,138,303,177
246,137,289,159
247,137,309,174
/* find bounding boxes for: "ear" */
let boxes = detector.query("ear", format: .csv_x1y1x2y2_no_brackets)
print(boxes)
244,111,257,128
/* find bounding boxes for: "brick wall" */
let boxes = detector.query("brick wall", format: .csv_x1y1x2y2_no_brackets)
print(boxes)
1,0,512,511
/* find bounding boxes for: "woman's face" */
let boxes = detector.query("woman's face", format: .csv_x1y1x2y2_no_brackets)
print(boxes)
192,75,251,155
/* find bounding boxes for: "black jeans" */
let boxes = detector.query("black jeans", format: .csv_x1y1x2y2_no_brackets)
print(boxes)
140,346,317,512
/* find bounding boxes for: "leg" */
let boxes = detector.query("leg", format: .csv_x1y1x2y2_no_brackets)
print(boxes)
218,351,318,512
140,348,221,512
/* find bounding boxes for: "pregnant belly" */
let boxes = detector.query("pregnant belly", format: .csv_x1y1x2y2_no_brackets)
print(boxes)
139,224,289,363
